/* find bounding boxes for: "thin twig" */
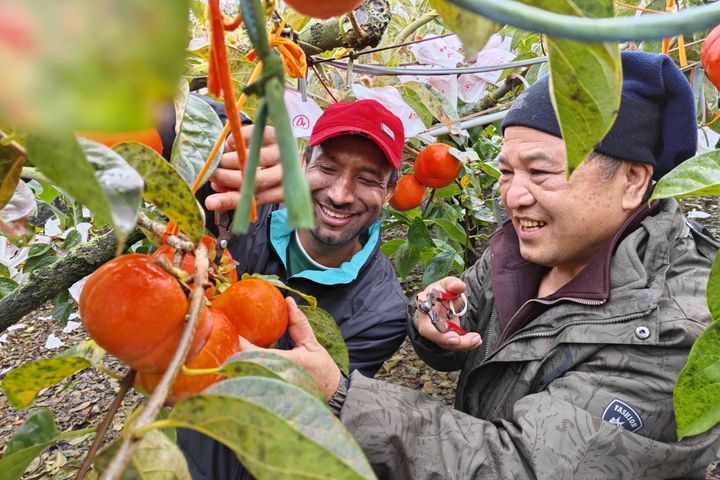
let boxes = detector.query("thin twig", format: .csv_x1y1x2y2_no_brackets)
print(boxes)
421,189,436,217
347,10,367,41
75,370,136,480
99,245,209,479
136,212,195,252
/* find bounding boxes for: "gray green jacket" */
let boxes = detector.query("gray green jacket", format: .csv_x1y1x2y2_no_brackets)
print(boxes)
340,199,720,479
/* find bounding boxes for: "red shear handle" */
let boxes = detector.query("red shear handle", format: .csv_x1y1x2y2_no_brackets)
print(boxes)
445,321,467,335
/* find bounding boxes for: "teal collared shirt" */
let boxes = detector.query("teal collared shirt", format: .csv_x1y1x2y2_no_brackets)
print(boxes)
269,207,379,286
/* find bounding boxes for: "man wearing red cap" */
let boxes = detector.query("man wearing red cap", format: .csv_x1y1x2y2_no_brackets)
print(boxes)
178,99,408,479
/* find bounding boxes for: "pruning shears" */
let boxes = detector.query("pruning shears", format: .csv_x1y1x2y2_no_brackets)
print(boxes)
214,211,232,266
416,288,468,335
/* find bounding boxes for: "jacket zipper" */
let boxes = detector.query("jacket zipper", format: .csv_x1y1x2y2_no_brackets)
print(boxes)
497,296,606,344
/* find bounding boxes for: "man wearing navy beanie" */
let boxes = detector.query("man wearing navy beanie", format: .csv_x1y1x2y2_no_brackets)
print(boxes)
266,51,720,478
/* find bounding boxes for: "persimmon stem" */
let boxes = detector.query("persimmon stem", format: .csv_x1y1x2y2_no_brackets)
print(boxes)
136,212,194,252
99,245,210,479
75,369,136,480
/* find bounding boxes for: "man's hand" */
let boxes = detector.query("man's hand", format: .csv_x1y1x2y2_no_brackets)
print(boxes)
415,276,482,352
237,297,342,401
204,125,285,211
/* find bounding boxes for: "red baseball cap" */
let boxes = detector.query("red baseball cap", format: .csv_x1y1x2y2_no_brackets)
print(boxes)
309,99,405,168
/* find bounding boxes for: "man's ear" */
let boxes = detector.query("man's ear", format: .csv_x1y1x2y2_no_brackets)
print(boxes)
383,184,396,207
622,162,654,210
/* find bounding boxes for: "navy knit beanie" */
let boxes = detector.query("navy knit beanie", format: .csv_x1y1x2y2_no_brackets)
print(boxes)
502,51,697,180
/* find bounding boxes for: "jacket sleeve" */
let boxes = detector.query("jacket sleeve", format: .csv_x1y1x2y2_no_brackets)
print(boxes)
341,353,718,480
407,249,493,372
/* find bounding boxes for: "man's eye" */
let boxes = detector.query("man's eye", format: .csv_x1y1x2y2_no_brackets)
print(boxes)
529,169,549,177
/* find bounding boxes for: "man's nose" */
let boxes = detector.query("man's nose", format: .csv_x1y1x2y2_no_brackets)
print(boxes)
502,177,535,210
326,176,355,205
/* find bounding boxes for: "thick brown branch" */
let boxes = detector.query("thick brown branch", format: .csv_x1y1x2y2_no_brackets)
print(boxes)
299,0,391,54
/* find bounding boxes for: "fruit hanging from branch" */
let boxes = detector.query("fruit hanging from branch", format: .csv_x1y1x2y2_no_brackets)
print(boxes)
283,0,363,19
76,129,164,156
213,277,289,347
78,254,213,374
414,143,462,189
389,174,427,211
701,24,720,89
135,308,240,404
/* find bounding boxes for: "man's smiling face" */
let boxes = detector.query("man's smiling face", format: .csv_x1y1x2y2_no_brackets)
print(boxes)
498,126,633,280
303,135,394,253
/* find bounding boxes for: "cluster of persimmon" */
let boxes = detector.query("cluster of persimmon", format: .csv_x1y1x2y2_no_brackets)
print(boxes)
389,143,462,211
79,236,288,403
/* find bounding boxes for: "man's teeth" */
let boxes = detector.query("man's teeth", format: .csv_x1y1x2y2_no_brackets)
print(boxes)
321,205,351,219
519,219,546,229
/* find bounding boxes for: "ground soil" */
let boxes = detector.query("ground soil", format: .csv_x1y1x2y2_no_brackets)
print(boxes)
1,197,719,478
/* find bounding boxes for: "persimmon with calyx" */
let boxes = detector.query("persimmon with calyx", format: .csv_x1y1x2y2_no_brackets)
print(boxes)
152,235,238,298
389,174,426,211
414,143,461,189
77,128,164,155
79,254,212,373
135,308,239,404
212,277,288,347
702,25,720,89
283,0,363,19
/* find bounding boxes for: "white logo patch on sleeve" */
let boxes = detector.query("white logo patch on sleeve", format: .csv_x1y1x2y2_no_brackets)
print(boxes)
602,399,643,433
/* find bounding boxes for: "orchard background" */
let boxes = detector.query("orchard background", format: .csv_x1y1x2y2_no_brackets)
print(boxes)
1,0,720,478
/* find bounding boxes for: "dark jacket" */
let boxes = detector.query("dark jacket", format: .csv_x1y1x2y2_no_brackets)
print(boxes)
341,199,720,479
179,203,408,480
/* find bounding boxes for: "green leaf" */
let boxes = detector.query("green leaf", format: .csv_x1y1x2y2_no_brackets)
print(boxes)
546,38,621,175
299,305,350,375
50,291,72,324
170,377,376,480
0,143,25,210
1,341,104,409
422,249,455,287
0,1,190,133
114,142,204,245
674,321,720,439
429,0,498,58
0,277,18,299
650,151,720,200
708,254,720,323
220,350,324,400
170,94,225,188
62,229,82,250
408,217,434,250
22,253,57,275
394,242,421,278
78,138,144,246
27,243,51,259
380,238,406,257
25,133,114,229
93,429,191,480
429,218,467,245
0,408,91,480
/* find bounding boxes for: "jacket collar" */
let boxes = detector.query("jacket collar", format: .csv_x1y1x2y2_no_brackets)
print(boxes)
490,201,660,335
268,207,380,285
